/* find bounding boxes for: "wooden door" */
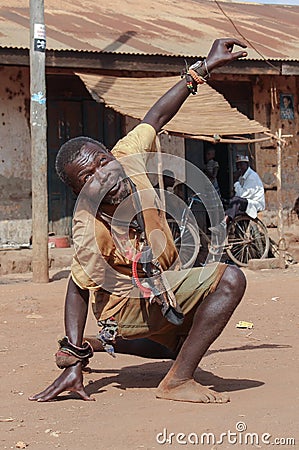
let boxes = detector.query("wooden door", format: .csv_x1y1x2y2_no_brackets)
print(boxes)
47,100,82,236
47,97,123,236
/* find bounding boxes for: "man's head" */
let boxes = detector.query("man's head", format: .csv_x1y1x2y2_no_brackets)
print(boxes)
162,169,175,190
235,154,249,176
55,136,130,204
205,146,216,162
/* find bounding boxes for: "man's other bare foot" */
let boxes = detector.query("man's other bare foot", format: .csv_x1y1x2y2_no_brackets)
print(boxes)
156,378,230,404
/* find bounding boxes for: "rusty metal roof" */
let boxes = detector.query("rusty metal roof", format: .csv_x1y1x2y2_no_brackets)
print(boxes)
77,73,270,141
0,0,298,60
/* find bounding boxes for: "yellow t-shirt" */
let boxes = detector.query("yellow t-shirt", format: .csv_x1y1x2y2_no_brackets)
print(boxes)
71,123,179,320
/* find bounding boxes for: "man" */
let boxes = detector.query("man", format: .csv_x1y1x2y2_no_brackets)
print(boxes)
158,169,176,192
225,154,265,222
204,145,221,197
29,38,247,404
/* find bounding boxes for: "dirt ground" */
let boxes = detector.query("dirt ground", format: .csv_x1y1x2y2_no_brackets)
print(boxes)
1,264,298,450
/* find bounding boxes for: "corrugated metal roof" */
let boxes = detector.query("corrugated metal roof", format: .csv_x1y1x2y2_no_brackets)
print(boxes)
77,73,270,140
0,0,298,60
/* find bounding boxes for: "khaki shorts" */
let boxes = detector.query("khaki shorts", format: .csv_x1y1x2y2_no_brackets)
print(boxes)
114,263,227,353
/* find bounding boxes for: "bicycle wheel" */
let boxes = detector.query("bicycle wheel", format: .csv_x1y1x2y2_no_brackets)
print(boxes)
173,221,201,269
167,218,180,242
226,215,270,267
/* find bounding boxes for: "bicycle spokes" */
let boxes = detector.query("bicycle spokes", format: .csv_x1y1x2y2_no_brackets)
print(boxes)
226,215,269,267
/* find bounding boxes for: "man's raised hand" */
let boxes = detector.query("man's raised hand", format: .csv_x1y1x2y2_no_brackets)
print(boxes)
206,38,247,72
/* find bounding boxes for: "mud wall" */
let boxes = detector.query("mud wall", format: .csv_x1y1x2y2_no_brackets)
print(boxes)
0,66,31,244
254,75,299,226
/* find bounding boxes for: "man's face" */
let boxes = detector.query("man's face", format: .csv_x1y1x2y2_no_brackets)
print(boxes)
64,142,130,205
163,175,175,190
236,161,248,176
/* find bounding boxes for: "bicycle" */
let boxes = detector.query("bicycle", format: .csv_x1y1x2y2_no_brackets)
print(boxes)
169,193,270,268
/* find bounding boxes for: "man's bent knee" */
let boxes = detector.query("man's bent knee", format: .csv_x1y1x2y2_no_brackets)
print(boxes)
219,265,246,300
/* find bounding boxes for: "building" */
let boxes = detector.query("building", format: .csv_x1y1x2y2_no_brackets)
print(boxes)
0,0,298,243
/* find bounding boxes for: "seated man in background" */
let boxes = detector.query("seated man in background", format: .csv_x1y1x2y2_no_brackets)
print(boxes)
225,155,265,222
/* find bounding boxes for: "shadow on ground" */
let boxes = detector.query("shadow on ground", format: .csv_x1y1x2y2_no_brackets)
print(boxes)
56,359,265,401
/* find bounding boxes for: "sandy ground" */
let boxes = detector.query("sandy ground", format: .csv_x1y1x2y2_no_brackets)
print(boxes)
0,265,298,450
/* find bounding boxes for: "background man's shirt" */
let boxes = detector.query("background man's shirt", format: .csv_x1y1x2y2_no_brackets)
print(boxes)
234,167,265,218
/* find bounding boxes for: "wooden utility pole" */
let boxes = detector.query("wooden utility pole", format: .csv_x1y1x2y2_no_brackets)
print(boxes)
276,130,292,269
276,129,285,268
30,0,49,282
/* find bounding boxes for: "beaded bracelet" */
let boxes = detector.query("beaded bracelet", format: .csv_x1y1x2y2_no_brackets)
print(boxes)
182,58,211,94
181,70,197,95
189,69,206,85
189,58,210,81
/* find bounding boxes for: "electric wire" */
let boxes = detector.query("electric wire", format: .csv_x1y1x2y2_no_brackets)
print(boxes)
214,0,281,74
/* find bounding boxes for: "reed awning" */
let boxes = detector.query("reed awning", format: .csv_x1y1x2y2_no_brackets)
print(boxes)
77,73,272,143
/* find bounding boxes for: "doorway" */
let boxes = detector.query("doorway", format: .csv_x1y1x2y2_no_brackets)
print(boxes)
47,74,123,236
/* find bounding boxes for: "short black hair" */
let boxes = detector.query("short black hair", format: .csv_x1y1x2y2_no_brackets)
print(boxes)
55,136,108,186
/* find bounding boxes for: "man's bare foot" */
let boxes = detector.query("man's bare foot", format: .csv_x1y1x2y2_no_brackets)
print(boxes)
156,378,230,403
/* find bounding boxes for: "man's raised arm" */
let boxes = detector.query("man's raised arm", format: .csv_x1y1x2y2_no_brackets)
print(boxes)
142,38,247,132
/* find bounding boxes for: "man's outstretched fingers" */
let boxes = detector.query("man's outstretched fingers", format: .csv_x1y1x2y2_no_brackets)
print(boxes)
29,383,94,402
28,364,93,402
222,37,247,49
28,384,58,401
